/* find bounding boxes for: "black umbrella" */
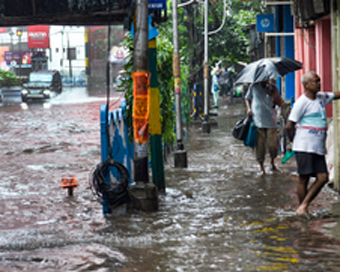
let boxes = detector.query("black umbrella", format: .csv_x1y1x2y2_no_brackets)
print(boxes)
234,57,303,84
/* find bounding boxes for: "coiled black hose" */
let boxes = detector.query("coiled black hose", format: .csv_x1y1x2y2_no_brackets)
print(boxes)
89,159,130,209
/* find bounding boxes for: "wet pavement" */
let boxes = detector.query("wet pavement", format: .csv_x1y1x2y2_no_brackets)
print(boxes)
1,89,340,271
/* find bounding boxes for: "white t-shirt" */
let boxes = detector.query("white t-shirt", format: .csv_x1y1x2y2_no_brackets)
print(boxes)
288,92,334,155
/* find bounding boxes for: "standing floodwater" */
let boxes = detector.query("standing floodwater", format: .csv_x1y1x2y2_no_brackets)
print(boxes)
1,90,340,272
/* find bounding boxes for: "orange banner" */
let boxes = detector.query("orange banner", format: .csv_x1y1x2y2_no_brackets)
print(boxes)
132,72,150,143
133,72,150,96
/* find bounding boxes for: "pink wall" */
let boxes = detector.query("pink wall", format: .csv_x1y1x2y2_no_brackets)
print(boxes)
294,29,304,98
294,18,332,116
316,18,333,117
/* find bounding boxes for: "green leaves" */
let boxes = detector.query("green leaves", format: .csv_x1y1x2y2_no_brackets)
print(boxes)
0,69,18,87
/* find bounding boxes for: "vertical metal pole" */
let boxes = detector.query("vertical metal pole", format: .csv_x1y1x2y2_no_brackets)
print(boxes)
106,24,111,113
85,27,91,86
9,31,13,72
203,0,209,120
67,33,72,80
201,0,211,133
172,0,187,167
172,0,183,149
61,26,65,72
331,0,340,191
133,0,150,182
18,35,21,77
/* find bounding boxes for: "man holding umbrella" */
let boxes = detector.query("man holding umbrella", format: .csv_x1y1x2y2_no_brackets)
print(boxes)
235,57,303,175
245,80,282,175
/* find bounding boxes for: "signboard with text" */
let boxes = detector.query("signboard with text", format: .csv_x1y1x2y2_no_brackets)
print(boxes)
28,25,50,49
4,51,45,66
149,0,166,10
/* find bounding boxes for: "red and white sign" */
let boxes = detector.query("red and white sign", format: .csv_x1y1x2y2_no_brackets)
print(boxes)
28,25,50,49
0,28,6,33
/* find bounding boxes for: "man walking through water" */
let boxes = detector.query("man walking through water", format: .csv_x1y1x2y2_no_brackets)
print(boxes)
245,80,282,175
286,71,340,218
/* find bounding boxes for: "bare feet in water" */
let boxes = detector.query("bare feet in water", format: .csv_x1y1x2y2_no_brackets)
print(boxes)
296,204,312,219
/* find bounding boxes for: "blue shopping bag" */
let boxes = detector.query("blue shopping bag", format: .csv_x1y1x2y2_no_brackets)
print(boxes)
244,121,257,148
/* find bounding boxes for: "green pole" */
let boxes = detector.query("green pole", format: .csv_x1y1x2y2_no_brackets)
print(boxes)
85,27,91,86
149,38,165,192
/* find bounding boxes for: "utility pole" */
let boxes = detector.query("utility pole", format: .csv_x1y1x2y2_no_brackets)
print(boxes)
85,26,91,86
172,0,188,168
67,33,73,81
9,30,14,72
133,0,150,183
127,0,159,212
202,0,211,133
16,29,22,77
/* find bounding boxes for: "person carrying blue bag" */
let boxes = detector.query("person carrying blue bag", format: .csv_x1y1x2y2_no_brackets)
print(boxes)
245,80,283,175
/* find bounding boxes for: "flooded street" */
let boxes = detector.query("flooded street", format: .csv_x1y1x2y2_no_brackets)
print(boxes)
1,89,340,271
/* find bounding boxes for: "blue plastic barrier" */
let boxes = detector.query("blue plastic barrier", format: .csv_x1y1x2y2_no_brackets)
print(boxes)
100,101,134,214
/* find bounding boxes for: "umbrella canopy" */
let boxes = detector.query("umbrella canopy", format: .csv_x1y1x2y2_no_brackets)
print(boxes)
234,57,302,84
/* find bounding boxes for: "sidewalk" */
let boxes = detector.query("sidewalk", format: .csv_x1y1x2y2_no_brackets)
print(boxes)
142,97,340,271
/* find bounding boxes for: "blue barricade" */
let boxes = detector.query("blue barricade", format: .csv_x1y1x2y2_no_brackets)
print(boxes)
100,101,134,214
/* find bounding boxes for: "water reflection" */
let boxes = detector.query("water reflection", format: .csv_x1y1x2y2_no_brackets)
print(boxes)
0,93,340,271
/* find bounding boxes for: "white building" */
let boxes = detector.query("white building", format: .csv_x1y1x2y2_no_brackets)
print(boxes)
48,26,86,79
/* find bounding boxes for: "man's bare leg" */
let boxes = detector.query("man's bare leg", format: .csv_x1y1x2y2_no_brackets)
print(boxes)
296,173,328,217
259,162,265,175
297,175,309,204
270,158,280,172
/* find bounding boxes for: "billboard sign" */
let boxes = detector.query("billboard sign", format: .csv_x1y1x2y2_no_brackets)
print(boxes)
28,25,50,48
149,0,166,10
5,51,35,66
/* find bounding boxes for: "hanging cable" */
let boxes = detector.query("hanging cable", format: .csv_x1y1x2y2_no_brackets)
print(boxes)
89,159,130,209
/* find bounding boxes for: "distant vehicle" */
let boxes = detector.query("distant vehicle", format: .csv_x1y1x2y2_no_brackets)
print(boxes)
21,70,62,102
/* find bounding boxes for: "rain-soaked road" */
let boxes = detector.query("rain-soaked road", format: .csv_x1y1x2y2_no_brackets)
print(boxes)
1,88,340,272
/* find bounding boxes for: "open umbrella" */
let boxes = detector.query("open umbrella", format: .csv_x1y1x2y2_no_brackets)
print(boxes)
234,57,302,84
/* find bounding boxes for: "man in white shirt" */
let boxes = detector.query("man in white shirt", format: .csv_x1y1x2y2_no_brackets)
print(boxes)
286,71,340,218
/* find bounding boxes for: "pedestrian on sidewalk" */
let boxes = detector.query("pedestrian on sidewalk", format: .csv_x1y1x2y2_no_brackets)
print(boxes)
211,68,222,109
245,80,282,175
286,71,340,218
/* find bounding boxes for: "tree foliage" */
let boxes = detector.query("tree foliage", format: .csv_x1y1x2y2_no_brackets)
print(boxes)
159,0,264,76
120,0,264,148
0,69,18,87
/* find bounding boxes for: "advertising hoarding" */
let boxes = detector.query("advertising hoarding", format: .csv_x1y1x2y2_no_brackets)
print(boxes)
5,51,35,66
28,25,50,49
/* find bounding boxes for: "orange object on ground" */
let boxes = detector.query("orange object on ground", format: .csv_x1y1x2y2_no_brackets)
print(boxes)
60,177,77,188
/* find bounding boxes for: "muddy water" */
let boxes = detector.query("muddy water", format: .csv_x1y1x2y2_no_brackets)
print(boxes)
1,90,340,272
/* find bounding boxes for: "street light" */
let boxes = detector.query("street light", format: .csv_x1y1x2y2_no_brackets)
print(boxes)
16,29,22,77
8,31,14,72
